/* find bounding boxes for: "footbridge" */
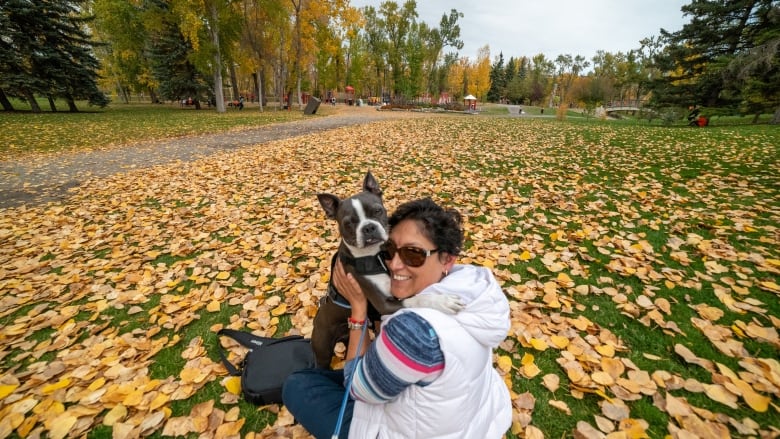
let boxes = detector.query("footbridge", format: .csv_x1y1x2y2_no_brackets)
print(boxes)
605,100,646,113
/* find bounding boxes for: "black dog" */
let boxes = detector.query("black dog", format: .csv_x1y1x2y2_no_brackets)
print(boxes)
311,172,463,367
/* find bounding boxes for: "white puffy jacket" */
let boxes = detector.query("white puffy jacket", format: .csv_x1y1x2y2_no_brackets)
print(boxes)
349,264,512,439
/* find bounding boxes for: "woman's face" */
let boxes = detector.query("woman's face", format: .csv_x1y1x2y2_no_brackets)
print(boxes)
386,219,455,300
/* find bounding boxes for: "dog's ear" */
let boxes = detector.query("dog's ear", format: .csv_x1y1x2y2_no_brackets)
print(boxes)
317,193,340,219
363,172,383,198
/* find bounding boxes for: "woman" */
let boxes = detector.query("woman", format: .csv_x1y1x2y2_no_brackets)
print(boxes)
283,197,511,438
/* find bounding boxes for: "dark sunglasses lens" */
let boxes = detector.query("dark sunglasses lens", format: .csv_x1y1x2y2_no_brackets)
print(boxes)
380,242,426,267
398,247,426,267
380,242,395,261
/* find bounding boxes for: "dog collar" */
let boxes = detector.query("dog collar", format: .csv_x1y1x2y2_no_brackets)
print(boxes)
338,251,388,276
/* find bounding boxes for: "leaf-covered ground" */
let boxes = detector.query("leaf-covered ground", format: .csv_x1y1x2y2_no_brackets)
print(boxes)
0,116,778,438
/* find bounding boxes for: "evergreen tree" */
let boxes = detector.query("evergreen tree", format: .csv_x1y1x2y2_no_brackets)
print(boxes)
650,0,778,118
487,52,505,102
145,0,210,108
0,0,108,112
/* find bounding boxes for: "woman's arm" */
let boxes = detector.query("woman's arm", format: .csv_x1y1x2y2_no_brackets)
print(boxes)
349,313,445,403
333,261,445,403
331,260,370,361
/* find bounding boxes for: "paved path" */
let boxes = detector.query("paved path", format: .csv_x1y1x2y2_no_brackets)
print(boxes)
0,106,420,208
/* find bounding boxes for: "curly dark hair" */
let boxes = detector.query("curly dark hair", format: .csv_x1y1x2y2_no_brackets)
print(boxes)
389,197,463,256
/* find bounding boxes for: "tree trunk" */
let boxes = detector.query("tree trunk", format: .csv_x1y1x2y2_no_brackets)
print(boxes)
255,69,263,113
47,95,57,112
65,95,78,112
148,86,159,104
771,107,780,124
297,76,302,109
0,88,15,111
210,3,226,113
24,90,41,113
229,63,240,100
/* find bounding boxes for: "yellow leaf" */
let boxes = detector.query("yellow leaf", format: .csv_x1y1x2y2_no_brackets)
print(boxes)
87,377,106,391
759,281,780,293
520,352,534,366
529,338,548,351
664,280,675,289
0,383,19,400
149,393,169,411
592,371,615,386
519,250,532,261
216,271,231,280
522,362,541,378
548,399,571,415
550,335,569,349
542,374,560,392
732,380,770,412
180,367,201,383
49,413,77,439
271,303,288,316
595,344,615,357
703,384,739,409
206,300,221,312
497,355,513,373
41,378,71,394
224,376,242,395
103,404,127,426
123,389,143,406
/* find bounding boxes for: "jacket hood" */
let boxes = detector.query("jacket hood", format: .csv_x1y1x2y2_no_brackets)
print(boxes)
419,264,510,348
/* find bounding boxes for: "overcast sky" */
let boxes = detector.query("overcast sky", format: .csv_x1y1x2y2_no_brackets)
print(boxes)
349,0,691,62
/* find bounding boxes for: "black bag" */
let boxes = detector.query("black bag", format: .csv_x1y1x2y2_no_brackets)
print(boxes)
217,329,316,405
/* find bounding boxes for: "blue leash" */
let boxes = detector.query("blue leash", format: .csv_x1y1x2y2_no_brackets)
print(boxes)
332,322,369,439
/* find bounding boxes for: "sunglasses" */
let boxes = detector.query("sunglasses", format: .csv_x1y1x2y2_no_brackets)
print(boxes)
380,240,439,267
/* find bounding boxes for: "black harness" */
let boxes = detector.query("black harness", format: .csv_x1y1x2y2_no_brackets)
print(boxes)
326,251,388,308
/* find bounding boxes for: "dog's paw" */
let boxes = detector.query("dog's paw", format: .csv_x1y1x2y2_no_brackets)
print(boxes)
439,294,466,314
404,293,465,314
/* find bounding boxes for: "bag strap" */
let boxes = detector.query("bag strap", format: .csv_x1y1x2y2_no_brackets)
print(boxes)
216,329,306,376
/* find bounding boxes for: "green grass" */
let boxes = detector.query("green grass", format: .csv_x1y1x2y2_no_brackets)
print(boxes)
0,109,778,438
0,99,326,159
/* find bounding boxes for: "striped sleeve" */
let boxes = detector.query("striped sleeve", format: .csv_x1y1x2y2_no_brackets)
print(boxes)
349,312,444,404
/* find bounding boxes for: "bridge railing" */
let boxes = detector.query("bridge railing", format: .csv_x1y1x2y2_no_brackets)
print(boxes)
605,99,646,109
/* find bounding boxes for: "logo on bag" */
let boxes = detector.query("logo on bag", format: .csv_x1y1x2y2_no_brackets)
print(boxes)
250,340,264,347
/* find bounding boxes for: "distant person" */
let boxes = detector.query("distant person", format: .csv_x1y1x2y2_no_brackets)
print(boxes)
687,106,700,126
238,96,245,110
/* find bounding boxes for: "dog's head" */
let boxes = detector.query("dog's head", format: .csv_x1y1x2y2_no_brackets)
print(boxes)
317,172,388,253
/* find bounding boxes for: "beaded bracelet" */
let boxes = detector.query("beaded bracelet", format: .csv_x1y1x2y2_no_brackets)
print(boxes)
347,317,366,330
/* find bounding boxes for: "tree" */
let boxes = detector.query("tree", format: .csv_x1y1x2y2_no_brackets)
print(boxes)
487,52,505,102
238,0,288,111
425,9,463,96
91,0,156,104
378,0,418,98
650,0,778,119
146,0,210,108
169,0,242,113
0,0,109,112
471,45,491,100
725,5,780,122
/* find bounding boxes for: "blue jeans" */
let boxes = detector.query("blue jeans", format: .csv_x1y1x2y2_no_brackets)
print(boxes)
282,368,354,439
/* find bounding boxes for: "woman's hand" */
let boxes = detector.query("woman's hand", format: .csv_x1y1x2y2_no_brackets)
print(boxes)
333,259,368,319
